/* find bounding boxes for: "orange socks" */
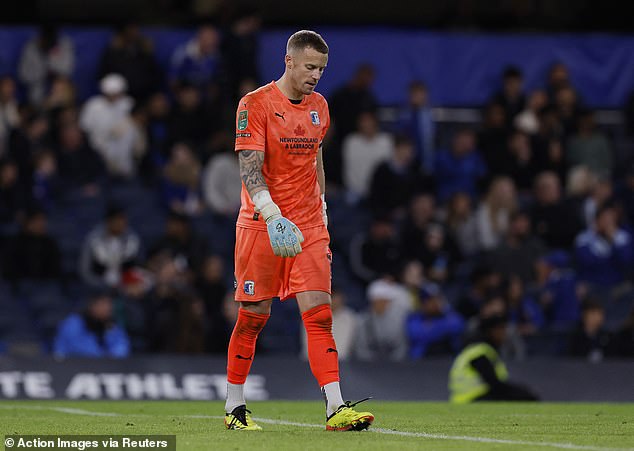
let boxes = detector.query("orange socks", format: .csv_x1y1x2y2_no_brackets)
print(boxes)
302,304,340,386
226,309,270,385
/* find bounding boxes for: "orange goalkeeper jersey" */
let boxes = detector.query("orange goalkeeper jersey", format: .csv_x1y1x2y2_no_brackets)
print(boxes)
234,81,330,231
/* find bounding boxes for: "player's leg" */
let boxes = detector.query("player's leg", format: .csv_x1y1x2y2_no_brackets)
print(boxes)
227,226,280,430
225,299,271,430
297,290,374,431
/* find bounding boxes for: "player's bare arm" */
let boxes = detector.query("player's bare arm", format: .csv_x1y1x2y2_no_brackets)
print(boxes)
238,150,267,198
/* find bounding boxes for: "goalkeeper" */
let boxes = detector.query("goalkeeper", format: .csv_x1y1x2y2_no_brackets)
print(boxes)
224,30,373,432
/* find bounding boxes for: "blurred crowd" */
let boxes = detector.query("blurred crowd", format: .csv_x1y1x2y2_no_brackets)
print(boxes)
1,23,634,362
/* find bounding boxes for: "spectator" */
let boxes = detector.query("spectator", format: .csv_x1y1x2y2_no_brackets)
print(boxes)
435,128,486,203
406,283,464,359
478,103,509,176
488,210,546,283
18,25,74,106
148,211,208,274
581,176,613,227
610,307,634,357
8,112,51,178
475,176,517,251
566,110,614,179
368,135,433,218
449,314,539,403
514,89,548,135
545,62,571,102
301,288,358,361
530,171,583,249
202,147,241,218
98,24,161,102
160,142,203,216
342,111,393,201
79,205,141,289
144,251,206,353
166,82,212,151
397,81,436,171
356,279,411,361
412,222,460,284
169,25,222,92
569,298,611,362
531,105,565,180
0,76,20,156
222,10,261,102
195,255,230,353
328,63,378,184
0,159,28,226
42,76,76,116
53,291,130,358
565,165,597,228
30,149,59,210
554,86,581,137
534,251,581,328
443,192,479,257
399,259,426,309
456,265,502,320
616,163,634,227
574,203,633,288
349,214,402,284
56,122,105,196
79,74,143,178
504,129,539,192
490,65,525,125
3,208,61,283
504,275,545,336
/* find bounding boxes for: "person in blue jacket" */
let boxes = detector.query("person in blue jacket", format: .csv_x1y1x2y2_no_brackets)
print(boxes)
434,128,487,203
406,283,465,359
53,291,130,358
574,203,634,288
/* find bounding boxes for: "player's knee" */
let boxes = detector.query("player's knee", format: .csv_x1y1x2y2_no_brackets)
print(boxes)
236,308,269,336
302,304,332,331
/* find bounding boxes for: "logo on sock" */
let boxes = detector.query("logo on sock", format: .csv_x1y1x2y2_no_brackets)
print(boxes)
235,354,253,360
244,280,255,296
326,348,338,354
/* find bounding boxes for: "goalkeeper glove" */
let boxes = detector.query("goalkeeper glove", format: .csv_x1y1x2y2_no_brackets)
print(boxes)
253,190,304,257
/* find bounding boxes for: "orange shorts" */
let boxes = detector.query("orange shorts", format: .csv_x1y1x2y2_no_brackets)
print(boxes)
234,224,332,302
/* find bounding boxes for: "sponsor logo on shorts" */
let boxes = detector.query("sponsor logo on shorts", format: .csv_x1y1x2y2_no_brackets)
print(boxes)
244,280,255,296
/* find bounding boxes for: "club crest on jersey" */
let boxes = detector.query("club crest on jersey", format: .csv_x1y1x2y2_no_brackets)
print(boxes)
310,110,320,126
244,280,255,296
238,110,248,130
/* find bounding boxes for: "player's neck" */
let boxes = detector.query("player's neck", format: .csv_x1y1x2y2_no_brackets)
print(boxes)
275,76,304,102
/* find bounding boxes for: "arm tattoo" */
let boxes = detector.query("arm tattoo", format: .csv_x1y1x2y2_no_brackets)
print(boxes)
239,150,268,197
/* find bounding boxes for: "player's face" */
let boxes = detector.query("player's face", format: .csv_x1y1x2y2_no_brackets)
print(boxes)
287,47,328,96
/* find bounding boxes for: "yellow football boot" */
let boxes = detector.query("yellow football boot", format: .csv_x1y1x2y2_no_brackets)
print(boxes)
326,398,374,431
224,405,262,431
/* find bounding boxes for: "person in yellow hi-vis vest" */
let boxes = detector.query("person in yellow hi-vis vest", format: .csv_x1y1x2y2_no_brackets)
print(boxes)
449,314,539,403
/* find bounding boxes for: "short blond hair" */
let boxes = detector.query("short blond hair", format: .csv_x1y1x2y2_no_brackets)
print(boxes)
287,30,329,55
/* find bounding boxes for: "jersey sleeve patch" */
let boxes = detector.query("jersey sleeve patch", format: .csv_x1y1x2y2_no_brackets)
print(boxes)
237,110,248,130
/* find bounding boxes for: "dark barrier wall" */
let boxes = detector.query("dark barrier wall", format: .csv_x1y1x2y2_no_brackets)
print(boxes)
1,27,634,107
1,356,633,402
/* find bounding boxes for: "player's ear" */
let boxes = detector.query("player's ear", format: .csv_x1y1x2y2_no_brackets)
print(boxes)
285,54,293,70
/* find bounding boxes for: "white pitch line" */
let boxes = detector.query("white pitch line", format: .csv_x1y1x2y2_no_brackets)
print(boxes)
1,405,631,451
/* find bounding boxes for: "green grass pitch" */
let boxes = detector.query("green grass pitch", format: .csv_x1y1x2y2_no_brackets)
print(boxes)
1,401,633,450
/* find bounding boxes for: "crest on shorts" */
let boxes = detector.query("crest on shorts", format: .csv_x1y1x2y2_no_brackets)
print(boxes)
310,110,320,126
244,280,255,296
238,110,248,130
